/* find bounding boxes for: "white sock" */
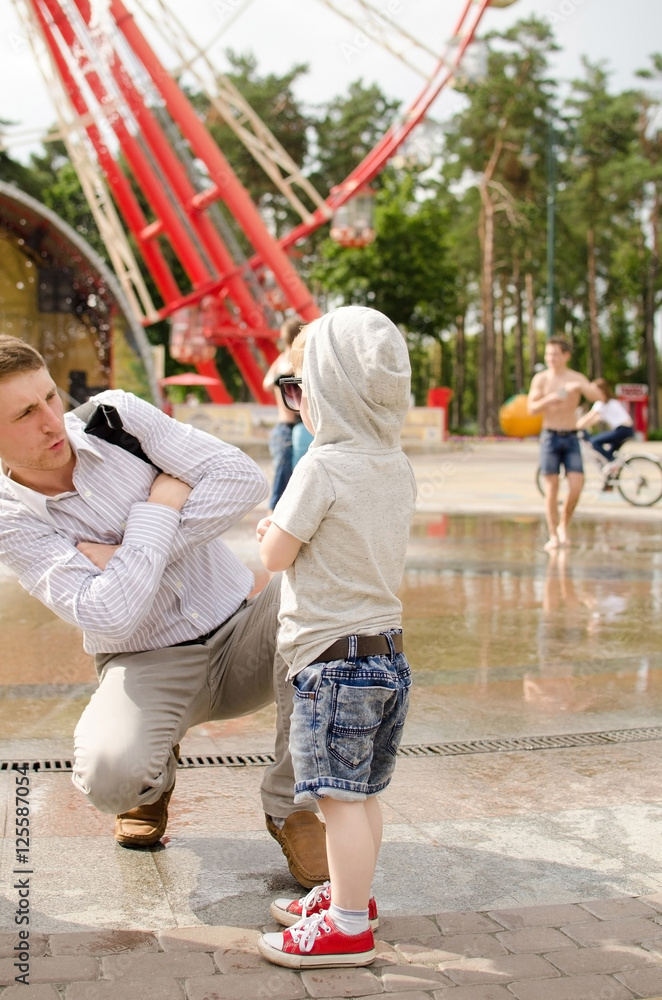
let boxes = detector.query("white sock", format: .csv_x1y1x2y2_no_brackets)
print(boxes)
328,902,369,935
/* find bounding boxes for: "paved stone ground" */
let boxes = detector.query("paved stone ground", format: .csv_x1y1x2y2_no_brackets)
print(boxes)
3,441,662,997
3,898,662,998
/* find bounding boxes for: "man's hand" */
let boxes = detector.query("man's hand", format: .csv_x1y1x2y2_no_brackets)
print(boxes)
148,473,192,511
76,541,120,570
256,516,272,543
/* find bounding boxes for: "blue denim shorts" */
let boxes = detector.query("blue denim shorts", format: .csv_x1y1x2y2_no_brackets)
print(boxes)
289,642,411,803
539,429,584,475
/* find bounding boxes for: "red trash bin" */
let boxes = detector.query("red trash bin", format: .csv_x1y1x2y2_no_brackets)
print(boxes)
427,387,453,441
615,384,648,441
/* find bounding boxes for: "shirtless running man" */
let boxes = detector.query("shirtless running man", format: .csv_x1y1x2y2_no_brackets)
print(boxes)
527,338,601,550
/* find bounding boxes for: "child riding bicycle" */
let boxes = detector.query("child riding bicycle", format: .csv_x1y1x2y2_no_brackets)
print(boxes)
575,379,634,466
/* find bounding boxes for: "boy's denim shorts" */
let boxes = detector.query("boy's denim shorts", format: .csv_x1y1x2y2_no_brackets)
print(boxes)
539,428,584,476
289,640,411,803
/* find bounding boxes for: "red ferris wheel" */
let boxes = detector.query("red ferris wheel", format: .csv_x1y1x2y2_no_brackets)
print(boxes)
12,0,512,403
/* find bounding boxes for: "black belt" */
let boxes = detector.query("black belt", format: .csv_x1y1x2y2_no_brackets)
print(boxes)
172,599,248,647
544,429,577,436
315,632,404,662
173,626,220,647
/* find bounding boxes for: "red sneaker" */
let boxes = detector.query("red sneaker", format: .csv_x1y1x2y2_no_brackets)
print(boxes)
270,881,379,929
258,912,375,969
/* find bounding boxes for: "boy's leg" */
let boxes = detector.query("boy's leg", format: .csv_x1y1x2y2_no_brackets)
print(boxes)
207,573,328,886
318,797,379,912
364,794,383,857
259,650,410,967
268,795,383,929
260,795,378,969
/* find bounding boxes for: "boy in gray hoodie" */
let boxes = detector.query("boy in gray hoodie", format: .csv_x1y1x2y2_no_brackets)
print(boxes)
255,306,417,968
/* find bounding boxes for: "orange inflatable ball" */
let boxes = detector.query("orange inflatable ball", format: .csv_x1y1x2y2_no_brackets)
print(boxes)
499,394,543,437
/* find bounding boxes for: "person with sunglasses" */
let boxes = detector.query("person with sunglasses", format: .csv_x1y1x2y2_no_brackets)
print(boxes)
255,306,417,968
262,317,303,511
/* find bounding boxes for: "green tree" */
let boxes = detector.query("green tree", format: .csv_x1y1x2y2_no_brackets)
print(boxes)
563,60,640,378
311,171,458,403
33,144,108,260
0,123,55,200
308,80,400,197
634,53,662,428
435,182,482,428
443,16,558,432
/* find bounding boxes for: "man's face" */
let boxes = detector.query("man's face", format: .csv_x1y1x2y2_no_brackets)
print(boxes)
544,344,569,372
0,368,72,482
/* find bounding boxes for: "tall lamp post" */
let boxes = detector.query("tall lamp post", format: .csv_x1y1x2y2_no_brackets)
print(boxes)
546,121,557,339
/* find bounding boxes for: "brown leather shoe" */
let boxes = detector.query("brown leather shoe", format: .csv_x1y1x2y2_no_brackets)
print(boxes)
114,746,179,848
266,811,329,888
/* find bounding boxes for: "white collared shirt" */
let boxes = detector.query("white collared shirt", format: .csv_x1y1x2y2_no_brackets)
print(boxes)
0,390,267,654
3,430,101,524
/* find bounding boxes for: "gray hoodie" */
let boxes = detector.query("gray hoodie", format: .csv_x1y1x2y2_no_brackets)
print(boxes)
272,306,417,677
304,305,412,452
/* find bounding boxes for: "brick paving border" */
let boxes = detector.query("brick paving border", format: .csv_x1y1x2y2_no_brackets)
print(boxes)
1,895,662,998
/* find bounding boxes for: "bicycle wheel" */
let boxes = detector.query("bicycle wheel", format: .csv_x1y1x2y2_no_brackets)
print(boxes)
535,466,546,496
615,455,662,506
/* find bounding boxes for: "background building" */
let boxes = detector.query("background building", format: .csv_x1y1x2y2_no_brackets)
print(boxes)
0,181,158,406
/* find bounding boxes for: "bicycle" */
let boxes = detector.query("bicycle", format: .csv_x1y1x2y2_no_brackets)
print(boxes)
535,434,662,507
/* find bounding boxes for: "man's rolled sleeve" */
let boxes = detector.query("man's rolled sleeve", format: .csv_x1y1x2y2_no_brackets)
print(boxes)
122,502,181,560
94,390,268,547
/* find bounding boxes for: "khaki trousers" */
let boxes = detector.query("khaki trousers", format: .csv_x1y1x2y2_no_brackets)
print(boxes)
72,574,300,819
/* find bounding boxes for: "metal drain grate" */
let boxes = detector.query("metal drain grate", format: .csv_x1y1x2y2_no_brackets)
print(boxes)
2,725,662,773
179,752,277,768
395,726,662,757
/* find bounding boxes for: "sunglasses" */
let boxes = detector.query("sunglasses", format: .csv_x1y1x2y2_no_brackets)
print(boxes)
276,375,303,412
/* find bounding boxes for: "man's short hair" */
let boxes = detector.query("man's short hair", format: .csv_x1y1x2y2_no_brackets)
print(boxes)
547,336,571,355
0,335,46,382
280,317,303,347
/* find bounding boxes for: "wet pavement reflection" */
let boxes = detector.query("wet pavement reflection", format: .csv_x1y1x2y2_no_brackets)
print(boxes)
402,513,662,743
2,513,662,756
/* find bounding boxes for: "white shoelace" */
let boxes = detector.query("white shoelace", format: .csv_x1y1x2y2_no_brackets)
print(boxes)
299,881,331,919
289,912,331,953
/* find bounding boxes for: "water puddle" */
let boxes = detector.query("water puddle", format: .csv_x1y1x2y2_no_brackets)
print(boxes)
2,514,662,749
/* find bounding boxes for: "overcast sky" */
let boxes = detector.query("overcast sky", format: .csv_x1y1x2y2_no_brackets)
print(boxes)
1,0,660,162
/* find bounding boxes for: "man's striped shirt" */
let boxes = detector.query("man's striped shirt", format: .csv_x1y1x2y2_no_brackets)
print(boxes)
0,390,268,654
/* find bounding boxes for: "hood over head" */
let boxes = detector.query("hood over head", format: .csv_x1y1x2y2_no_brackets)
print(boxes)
303,306,410,451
